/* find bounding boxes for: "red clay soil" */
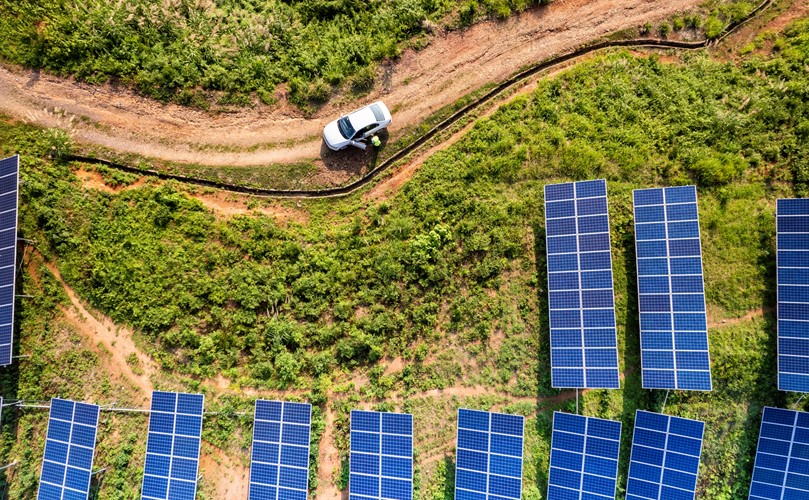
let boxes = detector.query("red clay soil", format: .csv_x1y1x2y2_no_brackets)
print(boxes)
0,0,704,168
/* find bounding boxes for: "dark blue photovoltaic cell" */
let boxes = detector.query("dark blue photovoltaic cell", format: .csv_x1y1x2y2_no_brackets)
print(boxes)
142,391,204,500
633,186,712,391
37,398,99,500
349,411,412,500
627,410,704,500
749,407,809,499
249,400,311,500
0,156,18,367
544,179,620,389
455,409,524,499
547,412,621,500
776,199,809,393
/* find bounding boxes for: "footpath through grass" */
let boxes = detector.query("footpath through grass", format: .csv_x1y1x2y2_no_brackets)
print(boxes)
0,16,807,499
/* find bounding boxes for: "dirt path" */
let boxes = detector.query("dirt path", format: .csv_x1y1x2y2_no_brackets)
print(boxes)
316,402,346,500
0,0,703,168
41,262,158,399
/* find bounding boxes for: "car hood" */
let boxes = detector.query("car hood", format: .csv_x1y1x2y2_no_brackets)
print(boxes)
323,120,348,149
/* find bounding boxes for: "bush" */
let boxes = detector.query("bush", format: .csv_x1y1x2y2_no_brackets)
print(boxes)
705,15,726,39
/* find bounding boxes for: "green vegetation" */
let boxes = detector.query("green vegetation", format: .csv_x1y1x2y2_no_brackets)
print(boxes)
0,0,550,108
0,14,808,500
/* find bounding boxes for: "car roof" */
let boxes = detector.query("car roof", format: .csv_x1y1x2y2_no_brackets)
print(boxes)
347,106,378,130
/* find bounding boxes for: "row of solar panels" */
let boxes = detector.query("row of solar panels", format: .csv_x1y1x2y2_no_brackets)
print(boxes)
544,180,712,391
545,179,809,394
552,405,809,500
31,391,522,500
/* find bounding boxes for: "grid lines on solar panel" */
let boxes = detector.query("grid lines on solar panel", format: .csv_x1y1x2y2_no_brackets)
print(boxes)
626,410,705,500
776,198,809,393
0,155,19,367
141,391,204,500
547,412,621,500
248,400,311,500
632,186,712,391
349,410,413,500
455,408,525,499
544,179,620,389
749,407,809,499
37,398,100,500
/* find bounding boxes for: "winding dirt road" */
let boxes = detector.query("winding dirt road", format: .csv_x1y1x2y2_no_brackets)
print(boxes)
0,0,704,167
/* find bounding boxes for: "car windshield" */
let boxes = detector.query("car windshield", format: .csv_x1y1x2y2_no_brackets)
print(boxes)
337,116,355,139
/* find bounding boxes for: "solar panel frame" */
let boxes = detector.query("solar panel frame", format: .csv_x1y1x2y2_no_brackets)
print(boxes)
544,179,620,389
248,400,312,500
749,406,809,500
37,398,100,500
349,410,413,500
776,198,809,393
141,391,205,500
0,155,19,367
547,411,622,500
454,408,525,500
632,186,713,391
626,410,705,500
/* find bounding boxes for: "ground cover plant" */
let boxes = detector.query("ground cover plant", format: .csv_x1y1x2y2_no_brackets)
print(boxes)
0,15,808,499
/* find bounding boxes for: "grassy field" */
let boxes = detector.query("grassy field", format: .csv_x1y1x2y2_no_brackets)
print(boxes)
0,0,552,109
0,0,757,110
0,13,807,500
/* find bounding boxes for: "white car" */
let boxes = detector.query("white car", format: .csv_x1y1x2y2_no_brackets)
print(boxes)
323,101,392,151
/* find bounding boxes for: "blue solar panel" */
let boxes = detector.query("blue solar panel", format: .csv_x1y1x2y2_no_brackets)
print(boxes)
626,410,705,500
0,155,19,367
349,410,413,500
632,186,712,391
776,199,809,392
749,407,809,499
141,391,204,500
37,398,100,500
544,179,620,389
455,408,524,499
249,400,311,500
547,412,621,500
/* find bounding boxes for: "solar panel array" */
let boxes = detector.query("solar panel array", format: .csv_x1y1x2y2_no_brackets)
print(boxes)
632,186,712,391
37,398,100,500
349,410,413,500
544,179,620,389
249,400,311,500
548,412,621,500
776,198,809,393
142,391,204,500
455,408,524,500
626,410,705,500
0,155,19,366
749,407,809,499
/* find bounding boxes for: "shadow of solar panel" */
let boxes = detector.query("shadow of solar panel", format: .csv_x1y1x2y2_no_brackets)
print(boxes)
37,398,99,500
0,156,19,367
776,199,809,393
626,410,704,500
142,391,204,500
544,179,620,389
349,410,413,500
749,407,809,500
455,409,524,499
547,412,621,500
633,186,712,391
249,400,311,500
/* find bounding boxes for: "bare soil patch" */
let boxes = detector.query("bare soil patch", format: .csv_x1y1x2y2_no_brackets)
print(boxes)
0,0,704,170
40,261,157,401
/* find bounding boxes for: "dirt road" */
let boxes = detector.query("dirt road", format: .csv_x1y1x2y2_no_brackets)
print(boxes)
0,0,703,167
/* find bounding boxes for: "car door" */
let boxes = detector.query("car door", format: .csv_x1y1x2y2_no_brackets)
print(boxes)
353,124,378,140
